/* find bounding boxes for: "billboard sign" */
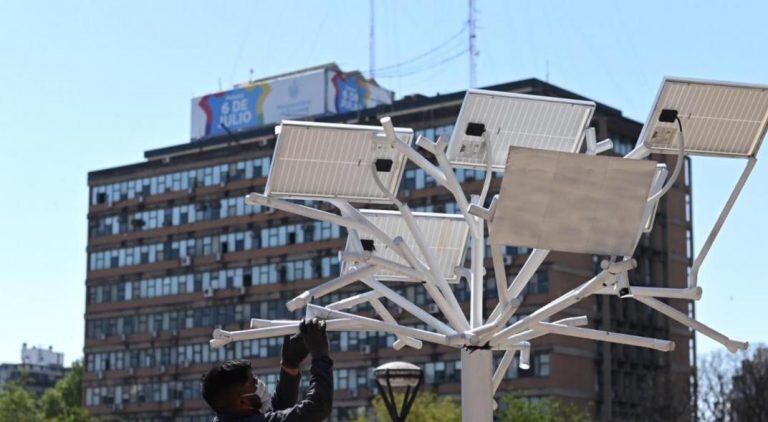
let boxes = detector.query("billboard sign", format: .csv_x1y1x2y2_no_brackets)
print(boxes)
190,66,393,140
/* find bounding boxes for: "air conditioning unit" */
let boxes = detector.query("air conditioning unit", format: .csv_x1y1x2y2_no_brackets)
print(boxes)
98,333,107,340
180,256,192,266
347,389,359,398
120,334,127,341
183,360,191,368
427,304,440,314
171,329,179,337
360,345,372,354
138,195,145,204
391,307,403,316
127,368,135,376
112,403,123,411
97,371,104,379
160,365,166,373
151,330,159,338
238,286,246,296
215,252,223,261
174,400,183,409
266,207,276,214
257,139,268,147
203,288,214,298
503,255,513,266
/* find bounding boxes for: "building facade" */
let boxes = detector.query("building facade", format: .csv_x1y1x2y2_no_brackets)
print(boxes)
84,78,694,421
1,345,67,396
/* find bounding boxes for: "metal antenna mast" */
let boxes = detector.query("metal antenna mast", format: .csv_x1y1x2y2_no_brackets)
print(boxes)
369,0,376,79
468,0,478,87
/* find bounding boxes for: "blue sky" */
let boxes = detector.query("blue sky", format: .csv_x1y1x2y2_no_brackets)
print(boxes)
0,0,766,365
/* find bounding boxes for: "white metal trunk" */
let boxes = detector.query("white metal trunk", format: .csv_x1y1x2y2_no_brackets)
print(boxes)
460,349,494,422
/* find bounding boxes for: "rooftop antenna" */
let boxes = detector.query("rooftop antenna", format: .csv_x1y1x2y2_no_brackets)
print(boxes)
369,0,375,79
249,68,254,84
468,0,478,87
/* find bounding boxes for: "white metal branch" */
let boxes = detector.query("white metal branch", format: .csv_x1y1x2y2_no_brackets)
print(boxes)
490,260,634,345
306,304,452,346
286,264,379,311
369,297,423,350
534,321,675,352
633,296,748,352
326,291,384,311
690,157,756,288
487,248,550,322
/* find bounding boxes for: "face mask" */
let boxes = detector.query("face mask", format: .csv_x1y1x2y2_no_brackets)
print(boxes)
245,378,272,413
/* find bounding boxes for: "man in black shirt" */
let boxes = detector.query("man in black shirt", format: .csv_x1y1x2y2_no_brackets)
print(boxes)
202,319,333,422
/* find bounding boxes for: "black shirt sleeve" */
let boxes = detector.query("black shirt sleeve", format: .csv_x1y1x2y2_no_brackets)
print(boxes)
263,356,334,422
270,368,301,411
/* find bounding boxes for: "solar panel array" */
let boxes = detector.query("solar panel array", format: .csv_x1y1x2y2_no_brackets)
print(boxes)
639,78,768,157
265,121,413,203
344,210,470,282
447,90,595,171
491,148,658,256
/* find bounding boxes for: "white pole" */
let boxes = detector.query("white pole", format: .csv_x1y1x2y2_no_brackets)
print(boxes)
461,349,493,421
470,204,485,328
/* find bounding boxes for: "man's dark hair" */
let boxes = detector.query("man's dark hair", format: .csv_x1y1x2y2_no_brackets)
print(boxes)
201,359,252,412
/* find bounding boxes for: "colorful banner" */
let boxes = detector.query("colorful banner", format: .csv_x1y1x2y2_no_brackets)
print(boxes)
191,66,393,140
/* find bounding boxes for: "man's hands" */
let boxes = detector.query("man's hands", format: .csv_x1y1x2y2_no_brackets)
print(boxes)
300,318,329,358
281,332,310,372
280,319,329,374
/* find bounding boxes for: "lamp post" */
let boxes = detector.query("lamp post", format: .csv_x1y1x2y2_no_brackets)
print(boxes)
373,361,423,422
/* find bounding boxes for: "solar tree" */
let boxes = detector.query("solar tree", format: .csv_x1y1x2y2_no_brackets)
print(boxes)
209,78,768,421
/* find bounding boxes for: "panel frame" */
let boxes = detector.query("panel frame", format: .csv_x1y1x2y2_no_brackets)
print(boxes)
343,209,470,283
447,89,596,171
636,76,768,158
265,120,414,203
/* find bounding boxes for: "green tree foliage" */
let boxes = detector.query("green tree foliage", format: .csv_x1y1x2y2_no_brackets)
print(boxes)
358,392,461,422
496,394,590,422
0,380,39,422
0,361,92,422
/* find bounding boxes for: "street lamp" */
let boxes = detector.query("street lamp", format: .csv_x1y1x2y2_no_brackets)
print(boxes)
373,361,423,422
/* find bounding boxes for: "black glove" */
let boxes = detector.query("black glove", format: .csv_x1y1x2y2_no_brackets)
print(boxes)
300,318,329,358
281,333,309,369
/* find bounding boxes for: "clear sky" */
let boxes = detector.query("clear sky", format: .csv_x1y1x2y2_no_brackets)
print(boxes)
1,0,766,366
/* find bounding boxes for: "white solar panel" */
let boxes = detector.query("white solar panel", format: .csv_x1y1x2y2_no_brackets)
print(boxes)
265,120,414,203
638,77,768,157
446,89,595,171
490,148,657,256
343,210,470,283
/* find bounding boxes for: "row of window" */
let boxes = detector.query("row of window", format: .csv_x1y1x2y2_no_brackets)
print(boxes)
86,272,548,341
85,379,200,407
87,301,288,339
86,289,371,340
84,364,371,408
86,329,400,373
88,256,340,304
83,352,550,408
89,222,342,270
90,163,494,240
91,196,265,237
91,157,271,206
